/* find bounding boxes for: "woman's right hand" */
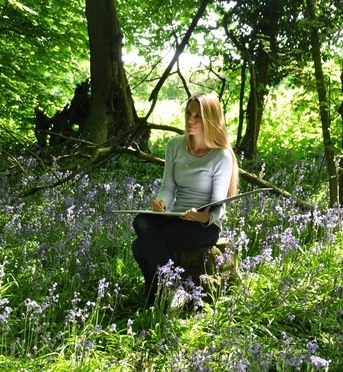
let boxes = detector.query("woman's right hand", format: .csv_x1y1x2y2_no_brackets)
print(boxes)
151,198,166,212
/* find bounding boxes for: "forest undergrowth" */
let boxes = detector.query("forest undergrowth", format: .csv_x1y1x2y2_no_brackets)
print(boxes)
0,136,342,371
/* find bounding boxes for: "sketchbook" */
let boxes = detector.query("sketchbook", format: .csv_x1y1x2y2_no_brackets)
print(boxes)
112,188,273,217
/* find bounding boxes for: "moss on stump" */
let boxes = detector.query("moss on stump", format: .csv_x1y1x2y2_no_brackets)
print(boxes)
171,238,240,300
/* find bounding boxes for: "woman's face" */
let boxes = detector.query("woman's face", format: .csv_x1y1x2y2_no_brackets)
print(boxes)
186,100,204,137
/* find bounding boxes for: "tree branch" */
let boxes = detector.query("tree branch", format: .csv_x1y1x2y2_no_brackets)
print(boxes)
16,142,311,211
148,0,212,103
143,123,184,135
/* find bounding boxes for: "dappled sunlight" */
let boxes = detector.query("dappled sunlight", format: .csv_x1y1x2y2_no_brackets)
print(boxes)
0,153,342,370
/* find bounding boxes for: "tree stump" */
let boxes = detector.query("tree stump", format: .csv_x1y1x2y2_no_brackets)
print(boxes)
171,238,240,300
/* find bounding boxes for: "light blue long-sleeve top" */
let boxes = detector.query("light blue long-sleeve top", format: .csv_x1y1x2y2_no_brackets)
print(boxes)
157,135,233,229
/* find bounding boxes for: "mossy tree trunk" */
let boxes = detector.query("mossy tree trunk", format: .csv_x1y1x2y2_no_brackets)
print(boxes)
224,3,281,159
82,0,137,145
339,68,343,206
306,0,338,207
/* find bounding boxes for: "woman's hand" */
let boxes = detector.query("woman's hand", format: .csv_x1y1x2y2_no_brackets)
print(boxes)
182,206,210,224
151,198,166,212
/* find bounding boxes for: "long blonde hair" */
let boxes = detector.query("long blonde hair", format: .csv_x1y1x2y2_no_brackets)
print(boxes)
185,93,239,196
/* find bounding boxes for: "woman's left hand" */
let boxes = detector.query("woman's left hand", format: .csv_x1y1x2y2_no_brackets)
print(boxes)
182,206,210,224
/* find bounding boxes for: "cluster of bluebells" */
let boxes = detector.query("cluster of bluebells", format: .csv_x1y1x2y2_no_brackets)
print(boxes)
0,154,341,369
223,187,343,274
0,259,12,327
0,298,12,327
0,159,148,358
8,283,60,357
171,348,212,371
157,260,185,289
275,332,331,370
157,260,205,310
1,158,159,285
65,292,95,325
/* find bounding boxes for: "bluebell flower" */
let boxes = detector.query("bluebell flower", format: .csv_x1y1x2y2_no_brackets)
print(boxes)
127,318,134,335
0,298,12,324
310,355,330,368
97,278,109,298
306,339,318,354
108,323,117,333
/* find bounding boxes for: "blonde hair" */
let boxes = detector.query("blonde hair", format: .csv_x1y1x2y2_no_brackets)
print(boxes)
185,93,239,196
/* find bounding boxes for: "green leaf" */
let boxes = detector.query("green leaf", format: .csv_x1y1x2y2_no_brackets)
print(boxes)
8,0,38,15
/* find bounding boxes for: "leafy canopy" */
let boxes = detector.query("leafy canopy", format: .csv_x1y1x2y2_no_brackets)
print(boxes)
0,0,89,134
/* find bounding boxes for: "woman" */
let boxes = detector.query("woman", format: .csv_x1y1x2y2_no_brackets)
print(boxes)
132,93,239,306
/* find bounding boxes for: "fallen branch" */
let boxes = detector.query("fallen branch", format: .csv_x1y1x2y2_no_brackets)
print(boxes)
18,145,164,198
14,143,310,210
238,169,311,210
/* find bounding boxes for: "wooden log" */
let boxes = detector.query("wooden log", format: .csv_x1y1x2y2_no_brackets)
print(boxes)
171,238,240,300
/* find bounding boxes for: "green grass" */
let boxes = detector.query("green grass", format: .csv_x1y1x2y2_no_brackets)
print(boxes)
0,95,342,371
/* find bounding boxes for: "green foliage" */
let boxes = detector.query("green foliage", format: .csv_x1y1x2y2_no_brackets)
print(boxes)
0,0,89,133
118,0,197,60
1,0,342,161
0,0,342,366
0,133,343,369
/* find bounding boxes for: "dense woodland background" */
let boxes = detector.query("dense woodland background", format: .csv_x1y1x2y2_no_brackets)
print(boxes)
0,0,342,205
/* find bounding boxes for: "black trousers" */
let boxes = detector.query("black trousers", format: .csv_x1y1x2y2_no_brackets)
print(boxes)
131,213,220,302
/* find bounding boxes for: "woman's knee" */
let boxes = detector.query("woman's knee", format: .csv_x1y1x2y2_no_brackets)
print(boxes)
131,239,141,257
133,213,158,234
133,213,146,232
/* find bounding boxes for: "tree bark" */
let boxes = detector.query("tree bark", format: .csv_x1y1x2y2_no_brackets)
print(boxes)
239,3,280,159
241,50,259,158
18,142,310,210
306,0,338,207
83,0,136,145
236,59,247,148
339,67,343,205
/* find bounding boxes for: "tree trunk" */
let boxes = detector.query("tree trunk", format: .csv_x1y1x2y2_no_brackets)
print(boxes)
239,50,260,158
233,4,280,158
306,0,338,207
339,68,343,206
236,59,247,148
82,0,136,145
224,31,260,158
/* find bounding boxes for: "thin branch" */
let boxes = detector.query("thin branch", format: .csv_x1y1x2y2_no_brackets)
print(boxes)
208,60,226,99
238,169,312,210
176,58,192,98
18,145,163,198
148,0,212,103
16,141,311,212
143,123,184,135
